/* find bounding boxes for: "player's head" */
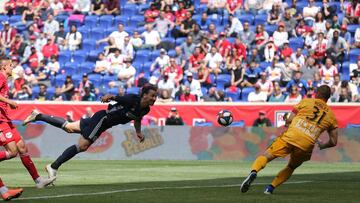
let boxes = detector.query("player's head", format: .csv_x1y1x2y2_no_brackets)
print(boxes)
140,83,158,106
316,85,331,102
0,57,13,77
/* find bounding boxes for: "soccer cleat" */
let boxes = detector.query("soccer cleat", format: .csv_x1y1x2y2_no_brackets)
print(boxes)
264,185,274,195
46,164,58,179
35,176,56,189
1,188,23,201
240,171,257,193
22,109,40,126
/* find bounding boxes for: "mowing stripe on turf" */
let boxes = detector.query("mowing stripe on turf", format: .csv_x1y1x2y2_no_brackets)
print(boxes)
12,181,312,201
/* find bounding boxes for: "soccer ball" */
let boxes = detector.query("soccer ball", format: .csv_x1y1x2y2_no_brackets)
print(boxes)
217,110,233,126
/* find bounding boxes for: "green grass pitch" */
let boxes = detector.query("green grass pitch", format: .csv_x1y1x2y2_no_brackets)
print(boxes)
1,160,359,202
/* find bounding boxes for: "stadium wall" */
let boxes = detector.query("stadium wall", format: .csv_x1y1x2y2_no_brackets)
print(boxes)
10,124,360,162
9,102,360,128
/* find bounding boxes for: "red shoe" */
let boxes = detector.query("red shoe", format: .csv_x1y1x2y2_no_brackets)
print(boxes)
1,188,23,201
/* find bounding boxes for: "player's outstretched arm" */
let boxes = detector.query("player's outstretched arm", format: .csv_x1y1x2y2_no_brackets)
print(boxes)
134,119,145,143
317,128,338,150
101,94,116,103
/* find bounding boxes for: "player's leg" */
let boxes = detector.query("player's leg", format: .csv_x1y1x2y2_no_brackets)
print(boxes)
0,141,18,161
0,126,19,161
240,138,290,193
46,136,92,178
264,147,310,195
0,178,23,201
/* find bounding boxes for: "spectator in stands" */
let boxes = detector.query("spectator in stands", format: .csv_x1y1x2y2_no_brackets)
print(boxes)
157,89,173,103
296,19,312,38
129,31,143,50
320,0,336,20
4,0,16,16
181,35,196,60
97,23,129,50
165,107,184,125
180,86,197,102
353,28,360,49
81,86,97,101
90,0,105,15
204,23,218,44
24,67,38,85
158,72,175,96
303,0,320,22
313,12,326,35
207,0,226,16
9,35,26,57
326,29,348,65
264,37,277,62
311,31,327,63
256,72,273,97
22,24,39,42
42,37,59,59
244,61,261,86
61,75,75,101
319,57,338,86
174,1,188,24
324,20,334,40
94,53,110,75
280,40,293,60
164,57,183,86
205,46,223,76
226,0,243,16
331,74,341,93
337,86,352,103
278,56,298,87
284,84,302,103
74,0,91,14
198,12,210,30
151,48,170,75
239,21,255,49
53,87,64,101
225,48,241,71
291,48,305,68
282,8,297,37
11,56,24,80
352,60,360,80
0,21,17,48
27,46,41,72
173,11,196,38
119,36,134,59
78,74,95,96
340,25,351,46
265,57,281,82
36,84,49,101
244,0,265,15
227,14,243,37
254,24,268,54
43,14,59,35
267,4,282,25
253,111,272,127
202,87,218,101
342,0,360,25
15,84,32,100
215,32,232,58
145,3,160,23
286,70,308,95
184,72,202,100
301,56,318,82
53,23,67,50
141,23,161,49
113,58,136,88
268,83,286,102
45,55,60,76
304,28,316,49
341,80,359,102
20,4,37,27
190,24,204,45
248,83,267,102
50,0,64,16
164,5,175,22
155,11,175,38
273,22,288,48
197,62,211,88
39,1,54,21
65,25,82,51
11,69,26,96
174,46,186,69
107,48,126,75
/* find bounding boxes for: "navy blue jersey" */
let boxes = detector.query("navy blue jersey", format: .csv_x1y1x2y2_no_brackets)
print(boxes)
104,94,150,128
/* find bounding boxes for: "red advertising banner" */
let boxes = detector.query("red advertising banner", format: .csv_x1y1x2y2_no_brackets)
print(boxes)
9,102,360,128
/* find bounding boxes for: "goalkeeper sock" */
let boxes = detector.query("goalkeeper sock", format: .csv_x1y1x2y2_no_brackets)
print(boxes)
251,155,268,173
36,114,67,129
51,145,81,170
271,166,294,188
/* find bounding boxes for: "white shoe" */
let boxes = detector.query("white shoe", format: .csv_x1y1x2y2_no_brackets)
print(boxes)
46,164,57,179
35,176,56,189
23,109,40,126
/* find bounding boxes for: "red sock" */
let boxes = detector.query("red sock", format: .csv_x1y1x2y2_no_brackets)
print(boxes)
0,151,10,161
0,178,4,187
20,154,40,181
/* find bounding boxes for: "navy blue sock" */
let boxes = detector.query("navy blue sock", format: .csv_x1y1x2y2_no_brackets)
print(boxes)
51,145,80,170
36,114,67,129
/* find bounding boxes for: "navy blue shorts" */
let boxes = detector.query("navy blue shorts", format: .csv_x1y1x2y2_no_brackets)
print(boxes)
80,110,108,142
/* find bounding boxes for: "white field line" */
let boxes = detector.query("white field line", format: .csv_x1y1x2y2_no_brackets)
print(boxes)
12,181,312,201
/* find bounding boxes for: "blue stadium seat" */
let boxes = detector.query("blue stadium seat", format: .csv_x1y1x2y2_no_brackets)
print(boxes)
126,87,140,94
229,120,245,127
142,61,152,75
73,50,87,63
138,3,150,13
99,15,114,29
136,50,151,62
9,15,22,25
225,88,240,101
68,19,82,27
347,124,360,128
71,74,82,86
58,53,71,66
47,87,56,98
168,49,176,58
56,14,69,23
259,62,271,71
63,61,78,69
87,50,101,62
175,37,186,46
226,37,236,44
114,16,128,26
123,4,139,16
347,24,358,36
32,86,40,96
62,66,77,75
201,87,208,96
105,27,117,36
129,15,144,27
132,61,143,71
90,27,106,40
194,121,213,127
238,14,254,25
161,37,176,45
216,74,231,90
84,15,98,27
289,37,304,50
151,50,161,61
88,74,102,88
197,4,208,14
102,75,117,87
79,62,95,74
82,39,96,51
254,14,267,25
296,2,308,13
55,75,66,87
0,15,9,22
265,25,277,35
349,49,360,62
108,87,118,95
341,62,350,81
241,87,255,102
192,15,202,24
77,26,90,39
